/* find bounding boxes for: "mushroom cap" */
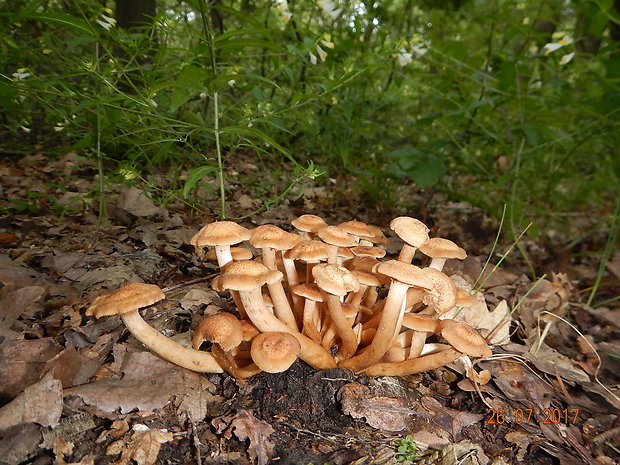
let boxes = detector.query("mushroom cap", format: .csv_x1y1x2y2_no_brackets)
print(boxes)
317,226,357,248
350,246,386,259
440,320,492,358
342,256,381,274
250,331,302,373
419,237,467,260
192,312,243,351
401,313,440,333
206,247,253,261
291,283,324,302
375,260,433,289
249,224,302,251
363,225,389,245
312,264,360,296
456,289,479,308
421,268,458,315
350,270,383,287
240,320,260,341
291,214,328,233
219,260,283,291
284,240,330,262
389,217,430,248
190,221,251,247
338,220,375,238
86,283,165,318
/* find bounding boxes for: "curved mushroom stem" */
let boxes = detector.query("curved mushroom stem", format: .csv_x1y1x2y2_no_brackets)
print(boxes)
237,288,336,370
121,310,223,373
339,280,409,372
211,344,262,379
363,348,461,376
325,294,357,359
397,243,418,264
214,245,234,268
302,300,322,343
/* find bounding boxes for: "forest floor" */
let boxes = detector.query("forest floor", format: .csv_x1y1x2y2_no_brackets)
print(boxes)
0,150,619,465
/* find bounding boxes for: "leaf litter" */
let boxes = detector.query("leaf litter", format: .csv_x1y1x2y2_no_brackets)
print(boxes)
0,152,618,464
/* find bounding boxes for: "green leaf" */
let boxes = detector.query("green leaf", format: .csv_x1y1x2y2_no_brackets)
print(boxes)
26,12,93,36
182,165,218,199
221,125,297,164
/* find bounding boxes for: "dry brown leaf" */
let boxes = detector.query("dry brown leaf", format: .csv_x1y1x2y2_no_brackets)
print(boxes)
338,382,413,432
0,375,63,429
120,186,166,218
107,427,174,465
213,409,275,465
96,419,130,444
65,351,216,414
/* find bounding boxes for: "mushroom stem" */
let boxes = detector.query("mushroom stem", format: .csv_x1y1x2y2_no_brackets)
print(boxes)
363,348,461,376
339,280,409,371
121,311,223,373
325,294,357,359
397,244,417,264
214,245,234,268
266,281,299,330
428,257,447,271
237,288,336,369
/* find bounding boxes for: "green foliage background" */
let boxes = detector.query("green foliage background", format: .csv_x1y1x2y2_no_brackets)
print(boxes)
1,0,619,233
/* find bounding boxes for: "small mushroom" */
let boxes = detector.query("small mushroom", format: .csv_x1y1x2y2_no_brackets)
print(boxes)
86,283,223,373
421,268,459,315
316,226,357,264
419,237,467,271
291,214,328,239
390,217,430,264
190,221,251,268
438,320,492,358
250,331,302,373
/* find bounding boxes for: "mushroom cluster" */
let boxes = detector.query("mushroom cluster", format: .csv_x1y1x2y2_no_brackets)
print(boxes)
86,215,492,381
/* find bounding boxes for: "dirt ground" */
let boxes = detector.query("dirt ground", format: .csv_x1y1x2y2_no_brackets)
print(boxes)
0,151,618,465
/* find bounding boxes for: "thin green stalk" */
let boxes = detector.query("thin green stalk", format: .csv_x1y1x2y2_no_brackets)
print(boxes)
94,42,107,228
587,196,620,306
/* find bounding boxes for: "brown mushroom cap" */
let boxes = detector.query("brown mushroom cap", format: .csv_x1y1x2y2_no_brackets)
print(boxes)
190,221,251,247
419,237,467,260
192,312,243,351
250,331,302,373
219,260,283,291
291,214,328,234
312,264,360,296
375,260,433,289
291,283,324,302
421,268,458,315
284,240,330,262
350,246,386,259
389,217,430,248
316,226,357,248
249,224,301,251
86,283,165,318
338,220,374,238
440,320,492,358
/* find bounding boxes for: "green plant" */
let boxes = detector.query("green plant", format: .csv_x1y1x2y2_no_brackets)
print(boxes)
394,435,420,463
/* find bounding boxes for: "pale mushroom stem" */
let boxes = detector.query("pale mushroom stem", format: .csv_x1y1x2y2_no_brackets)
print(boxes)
214,245,234,268
408,331,428,358
325,294,358,359
364,348,461,376
397,244,417,264
120,311,224,373
302,300,322,343
339,281,410,372
266,281,299,330
237,288,336,370
428,257,447,271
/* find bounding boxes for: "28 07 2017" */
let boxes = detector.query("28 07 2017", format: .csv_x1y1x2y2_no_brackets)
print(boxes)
486,408,580,425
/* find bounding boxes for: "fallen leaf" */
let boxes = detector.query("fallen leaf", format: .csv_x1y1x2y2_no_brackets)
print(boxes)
108,427,173,465
338,382,413,431
213,409,275,464
119,186,166,218
0,375,63,429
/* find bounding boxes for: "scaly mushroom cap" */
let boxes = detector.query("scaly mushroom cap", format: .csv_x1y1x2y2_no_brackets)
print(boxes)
249,224,301,251
374,260,433,289
338,220,375,239
291,214,328,234
419,237,467,260
190,221,251,247
284,240,330,262
317,226,357,248
86,283,165,318
192,312,243,351
421,268,458,315
312,264,360,296
250,331,302,373
389,217,430,248
440,320,492,358
219,260,283,291
350,246,386,259
291,283,324,302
